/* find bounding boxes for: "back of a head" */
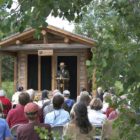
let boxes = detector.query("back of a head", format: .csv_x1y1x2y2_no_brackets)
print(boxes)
63,90,70,97
17,86,24,92
97,87,103,94
53,94,64,110
18,92,30,106
74,102,92,134
79,93,91,106
26,89,35,101
90,98,103,111
42,90,49,100
52,89,62,96
24,102,39,121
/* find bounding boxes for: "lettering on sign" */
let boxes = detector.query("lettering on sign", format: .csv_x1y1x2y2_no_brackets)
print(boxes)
38,50,53,56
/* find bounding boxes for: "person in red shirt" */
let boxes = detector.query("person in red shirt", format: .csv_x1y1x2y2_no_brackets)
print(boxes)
6,92,30,128
0,90,12,118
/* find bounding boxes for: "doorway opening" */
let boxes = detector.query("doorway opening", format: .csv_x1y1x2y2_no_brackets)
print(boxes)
57,56,77,99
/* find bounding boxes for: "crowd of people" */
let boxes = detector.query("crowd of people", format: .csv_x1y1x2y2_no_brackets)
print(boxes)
0,86,130,140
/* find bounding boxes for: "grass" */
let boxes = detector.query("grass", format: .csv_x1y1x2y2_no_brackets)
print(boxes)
2,81,14,100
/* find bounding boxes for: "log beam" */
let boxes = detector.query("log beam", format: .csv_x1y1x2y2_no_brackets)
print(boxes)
0,44,92,51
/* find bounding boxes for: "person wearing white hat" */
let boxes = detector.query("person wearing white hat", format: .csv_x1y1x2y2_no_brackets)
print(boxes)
0,90,11,118
63,90,75,112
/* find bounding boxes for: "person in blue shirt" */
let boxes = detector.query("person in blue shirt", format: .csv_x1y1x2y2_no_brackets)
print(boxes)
44,94,70,127
0,118,12,140
63,90,75,112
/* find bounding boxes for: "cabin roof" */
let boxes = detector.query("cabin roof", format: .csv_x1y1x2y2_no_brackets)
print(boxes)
0,25,96,48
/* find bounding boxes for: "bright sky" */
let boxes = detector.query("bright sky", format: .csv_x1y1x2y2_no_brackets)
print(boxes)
47,16,74,32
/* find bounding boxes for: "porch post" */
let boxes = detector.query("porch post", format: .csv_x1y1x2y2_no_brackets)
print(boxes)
14,56,18,92
38,56,41,91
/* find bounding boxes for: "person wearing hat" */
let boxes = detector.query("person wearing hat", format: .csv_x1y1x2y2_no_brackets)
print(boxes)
56,62,70,92
63,90,75,112
17,102,52,140
0,90,12,118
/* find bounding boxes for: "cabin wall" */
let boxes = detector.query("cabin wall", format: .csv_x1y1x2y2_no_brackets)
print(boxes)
18,52,27,90
79,50,88,93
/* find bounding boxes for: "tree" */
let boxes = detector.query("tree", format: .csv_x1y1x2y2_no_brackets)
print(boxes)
0,0,92,37
75,0,140,139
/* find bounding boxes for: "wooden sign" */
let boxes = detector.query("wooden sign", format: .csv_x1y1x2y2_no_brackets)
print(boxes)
38,50,53,56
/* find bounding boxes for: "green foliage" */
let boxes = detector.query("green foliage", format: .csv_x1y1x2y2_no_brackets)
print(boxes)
1,56,14,81
75,0,140,139
35,126,69,140
2,81,14,99
0,0,92,38
35,126,50,140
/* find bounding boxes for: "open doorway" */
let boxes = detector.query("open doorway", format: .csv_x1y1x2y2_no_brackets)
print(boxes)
57,56,77,99
27,55,52,90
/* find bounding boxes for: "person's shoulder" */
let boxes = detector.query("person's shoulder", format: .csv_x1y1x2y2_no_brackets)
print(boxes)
45,110,54,117
7,108,16,115
62,109,70,115
0,118,6,123
17,124,28,132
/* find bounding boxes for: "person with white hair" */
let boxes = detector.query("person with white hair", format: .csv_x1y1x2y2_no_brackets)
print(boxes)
0,90,11,118
96,87,104,102
26,89,36,102
12,86,23,108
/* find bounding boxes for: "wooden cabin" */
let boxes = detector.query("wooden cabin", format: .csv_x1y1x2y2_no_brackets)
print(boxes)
0,26,95,99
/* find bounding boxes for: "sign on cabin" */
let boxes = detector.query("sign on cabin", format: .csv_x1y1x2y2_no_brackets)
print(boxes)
38,50,53,56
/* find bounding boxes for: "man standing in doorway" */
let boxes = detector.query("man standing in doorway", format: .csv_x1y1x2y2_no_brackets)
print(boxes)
56,62,70,92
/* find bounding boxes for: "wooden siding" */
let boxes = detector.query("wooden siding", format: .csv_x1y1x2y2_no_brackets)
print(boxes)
79,51,88,93
18,52,27,89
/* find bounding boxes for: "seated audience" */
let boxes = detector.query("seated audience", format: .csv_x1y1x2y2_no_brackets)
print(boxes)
63,102,95,140
26,89,36,102
0,118,12,140
44,94,70,127
77,90,91,103
96,87,104,102
37,90,50,108
7,92,30,128
0,90,11,118
88,98,107,125
101,92,111,113
43,89,62,118
17,102,52,140
79,93,91,107
12,86,23,108
63,90,75,112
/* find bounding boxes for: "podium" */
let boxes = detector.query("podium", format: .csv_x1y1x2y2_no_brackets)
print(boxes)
56,77,69,92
